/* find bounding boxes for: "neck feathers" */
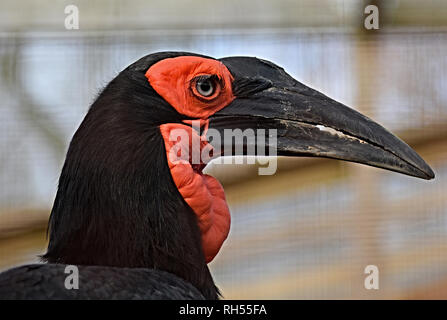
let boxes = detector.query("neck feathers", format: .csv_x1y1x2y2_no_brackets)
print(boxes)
43,90,219,299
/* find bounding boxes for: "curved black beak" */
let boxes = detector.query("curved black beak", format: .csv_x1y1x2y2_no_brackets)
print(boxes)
208,56,434,180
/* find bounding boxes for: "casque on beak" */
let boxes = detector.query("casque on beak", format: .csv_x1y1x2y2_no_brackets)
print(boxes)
208,56,434,180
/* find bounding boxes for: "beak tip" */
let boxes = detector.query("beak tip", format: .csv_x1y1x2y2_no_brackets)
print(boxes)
424,167,435,180
415,161,435,180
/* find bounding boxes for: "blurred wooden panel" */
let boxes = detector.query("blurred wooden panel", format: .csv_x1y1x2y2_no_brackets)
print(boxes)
0,229,47,271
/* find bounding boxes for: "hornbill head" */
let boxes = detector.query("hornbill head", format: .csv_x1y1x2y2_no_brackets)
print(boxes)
44,52,434,300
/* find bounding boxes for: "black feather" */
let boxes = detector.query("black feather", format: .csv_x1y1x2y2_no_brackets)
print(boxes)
0,264,204,299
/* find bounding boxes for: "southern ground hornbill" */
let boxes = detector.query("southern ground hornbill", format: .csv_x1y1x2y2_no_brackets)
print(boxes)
0,52,434,299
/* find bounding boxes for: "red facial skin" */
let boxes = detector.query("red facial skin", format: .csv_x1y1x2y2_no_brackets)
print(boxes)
146,56,234,263
147,56,234,119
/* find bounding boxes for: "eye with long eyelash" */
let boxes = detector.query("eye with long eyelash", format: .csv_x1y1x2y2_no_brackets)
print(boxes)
191,75,222,98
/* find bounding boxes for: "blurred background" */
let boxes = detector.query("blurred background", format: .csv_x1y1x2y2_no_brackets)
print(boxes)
1,0,447,299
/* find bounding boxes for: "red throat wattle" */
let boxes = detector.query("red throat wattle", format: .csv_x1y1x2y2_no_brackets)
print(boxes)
146,56,234,263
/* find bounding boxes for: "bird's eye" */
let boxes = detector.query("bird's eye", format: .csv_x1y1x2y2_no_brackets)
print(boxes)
197,80,213,96
193,75,218,98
